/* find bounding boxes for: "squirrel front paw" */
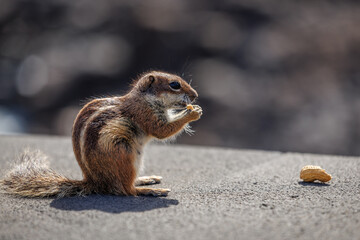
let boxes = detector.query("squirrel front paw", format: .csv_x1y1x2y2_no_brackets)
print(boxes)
187,105,203,121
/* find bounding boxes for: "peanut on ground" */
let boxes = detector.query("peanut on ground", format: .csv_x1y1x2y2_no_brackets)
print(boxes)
300,165,332,182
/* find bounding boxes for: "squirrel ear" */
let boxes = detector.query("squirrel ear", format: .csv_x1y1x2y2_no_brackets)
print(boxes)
139,75,155,92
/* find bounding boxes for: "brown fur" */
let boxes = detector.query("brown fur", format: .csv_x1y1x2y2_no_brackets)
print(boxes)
0,71,202,197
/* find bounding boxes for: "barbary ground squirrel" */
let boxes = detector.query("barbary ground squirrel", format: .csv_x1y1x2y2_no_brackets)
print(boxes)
0,71,202,197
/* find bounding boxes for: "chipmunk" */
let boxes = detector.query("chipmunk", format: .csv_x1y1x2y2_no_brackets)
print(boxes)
0,71,202,197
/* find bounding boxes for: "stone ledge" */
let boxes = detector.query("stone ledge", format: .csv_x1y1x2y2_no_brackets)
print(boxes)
0,135,359,240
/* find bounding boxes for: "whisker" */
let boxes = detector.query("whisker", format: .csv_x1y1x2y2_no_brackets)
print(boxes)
184,125,195,135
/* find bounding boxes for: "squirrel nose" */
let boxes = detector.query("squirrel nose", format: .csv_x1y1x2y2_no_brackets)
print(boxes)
189,90,198,102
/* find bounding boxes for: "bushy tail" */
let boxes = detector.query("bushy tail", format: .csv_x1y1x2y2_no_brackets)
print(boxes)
0,149,89,198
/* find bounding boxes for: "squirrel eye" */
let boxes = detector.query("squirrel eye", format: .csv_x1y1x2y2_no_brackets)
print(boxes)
169,81,181,90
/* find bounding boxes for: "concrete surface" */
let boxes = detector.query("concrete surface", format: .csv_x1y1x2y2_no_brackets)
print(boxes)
0,135,359,240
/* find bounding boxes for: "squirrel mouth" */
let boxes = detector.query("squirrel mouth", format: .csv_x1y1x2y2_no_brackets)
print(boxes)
173,101,191,109
172,95,194,109
172,103,187,110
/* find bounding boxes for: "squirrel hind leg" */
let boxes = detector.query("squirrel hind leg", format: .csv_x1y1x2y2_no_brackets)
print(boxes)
136,187,170,197
135,175,162,186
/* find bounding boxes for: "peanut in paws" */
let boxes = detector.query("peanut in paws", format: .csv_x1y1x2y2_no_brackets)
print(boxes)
188,105,202,120
300,165,332,182
188,104,202,114
186,104,194,110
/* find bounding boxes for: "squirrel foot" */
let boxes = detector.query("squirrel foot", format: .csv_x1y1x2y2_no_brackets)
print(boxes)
136,187,171,197
135,175,163,186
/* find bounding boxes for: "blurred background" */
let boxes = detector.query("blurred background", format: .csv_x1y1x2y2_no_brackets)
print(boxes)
1,0,360,156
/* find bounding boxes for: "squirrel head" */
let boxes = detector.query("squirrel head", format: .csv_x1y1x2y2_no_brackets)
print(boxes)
132,71,198,109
